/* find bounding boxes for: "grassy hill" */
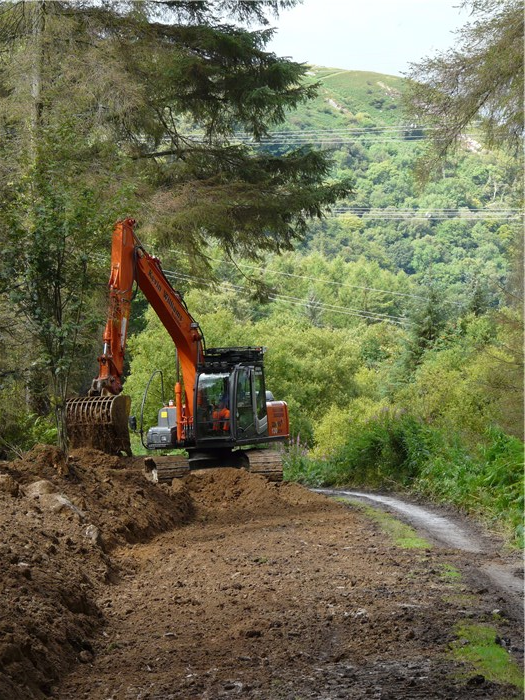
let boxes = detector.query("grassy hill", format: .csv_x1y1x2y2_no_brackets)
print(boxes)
284,67,406,130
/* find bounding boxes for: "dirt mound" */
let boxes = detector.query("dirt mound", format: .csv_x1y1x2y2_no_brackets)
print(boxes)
11,444,71,480
182,467,333,522
9,446,194,551
0,445,195,699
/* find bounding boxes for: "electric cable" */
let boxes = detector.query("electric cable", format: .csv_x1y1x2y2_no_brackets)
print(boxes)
162,269,411,326
168,251,461,305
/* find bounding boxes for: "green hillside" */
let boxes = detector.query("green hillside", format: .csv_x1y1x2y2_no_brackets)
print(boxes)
252,67,518,311
163,67,520,542
287,67,405,128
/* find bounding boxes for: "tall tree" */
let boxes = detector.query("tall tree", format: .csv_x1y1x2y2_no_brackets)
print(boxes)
0,0,351,451
404,0,523,173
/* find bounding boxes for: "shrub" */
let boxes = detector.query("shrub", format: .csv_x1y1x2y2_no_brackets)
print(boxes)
327,408,432,488
415,427,524,544
282,438,325,486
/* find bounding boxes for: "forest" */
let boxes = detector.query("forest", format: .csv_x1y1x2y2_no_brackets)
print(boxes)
0,1,523,544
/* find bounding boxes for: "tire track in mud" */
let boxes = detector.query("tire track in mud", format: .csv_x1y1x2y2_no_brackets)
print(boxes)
317,489,524,619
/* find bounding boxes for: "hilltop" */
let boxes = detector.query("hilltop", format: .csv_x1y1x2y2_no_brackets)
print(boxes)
287,66,405,128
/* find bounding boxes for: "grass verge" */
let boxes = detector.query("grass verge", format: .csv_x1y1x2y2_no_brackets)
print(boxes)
336,497,431,549
450,623,524,692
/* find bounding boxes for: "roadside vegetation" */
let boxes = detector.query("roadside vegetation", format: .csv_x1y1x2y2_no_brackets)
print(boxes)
451,623,525,692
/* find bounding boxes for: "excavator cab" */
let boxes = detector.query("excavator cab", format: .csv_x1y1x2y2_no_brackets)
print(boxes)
194,347,270,446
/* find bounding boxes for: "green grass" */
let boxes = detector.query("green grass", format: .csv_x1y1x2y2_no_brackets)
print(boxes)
451,623,524,692
440,563,462,581
336,497,431,549
281,67,407,131
442,592,478,607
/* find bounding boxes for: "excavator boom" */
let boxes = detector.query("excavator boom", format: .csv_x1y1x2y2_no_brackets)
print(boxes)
66,218,204,455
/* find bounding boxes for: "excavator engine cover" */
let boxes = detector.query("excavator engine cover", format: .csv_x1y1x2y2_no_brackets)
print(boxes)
65,394,132,456
146,405,178,450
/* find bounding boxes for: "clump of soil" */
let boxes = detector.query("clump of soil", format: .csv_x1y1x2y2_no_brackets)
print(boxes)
9,446,194,551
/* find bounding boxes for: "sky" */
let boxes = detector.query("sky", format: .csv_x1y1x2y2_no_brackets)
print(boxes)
266,0,469,76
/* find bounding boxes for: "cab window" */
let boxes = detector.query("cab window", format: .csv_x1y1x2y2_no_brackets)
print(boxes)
236,367,254,433
254,368,266,420
196,372,229,436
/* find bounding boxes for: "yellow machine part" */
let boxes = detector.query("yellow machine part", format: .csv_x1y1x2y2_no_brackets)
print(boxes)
65,394,132,456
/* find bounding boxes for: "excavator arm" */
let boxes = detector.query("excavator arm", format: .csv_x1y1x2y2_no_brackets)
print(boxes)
66,218,204,454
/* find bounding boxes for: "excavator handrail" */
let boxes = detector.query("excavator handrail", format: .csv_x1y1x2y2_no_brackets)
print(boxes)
139,369,166,450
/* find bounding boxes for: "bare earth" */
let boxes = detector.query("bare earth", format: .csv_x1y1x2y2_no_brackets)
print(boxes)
0,446,522,700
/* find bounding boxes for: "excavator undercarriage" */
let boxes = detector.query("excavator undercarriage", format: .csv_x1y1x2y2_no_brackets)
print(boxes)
143,449,284,484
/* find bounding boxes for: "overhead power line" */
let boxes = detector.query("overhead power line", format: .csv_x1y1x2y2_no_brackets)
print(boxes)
265,293,407,326
264,290,409,323
162,269,409,326
329,212,520,220
169,251,462,306
333,207,521,212
185,134,479,146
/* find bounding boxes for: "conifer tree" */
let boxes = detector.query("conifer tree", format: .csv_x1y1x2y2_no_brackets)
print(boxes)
404,0,523,173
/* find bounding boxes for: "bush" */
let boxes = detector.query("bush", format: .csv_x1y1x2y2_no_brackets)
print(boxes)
290,405,524,546
282,438,325,486
0,412,58,458
327,408,432,488
415,427,524,544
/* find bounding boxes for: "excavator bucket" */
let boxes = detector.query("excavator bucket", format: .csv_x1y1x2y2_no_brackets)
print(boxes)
65,395,132,457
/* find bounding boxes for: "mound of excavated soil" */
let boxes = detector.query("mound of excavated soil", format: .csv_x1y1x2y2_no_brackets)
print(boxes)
181,467,332,522
0,446,332,699
0,445,195,699
9,446,194,551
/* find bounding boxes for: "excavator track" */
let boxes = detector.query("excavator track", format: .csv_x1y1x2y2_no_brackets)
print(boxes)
143,449,283,484
66,395,132,456
242,449,284,482
144,455,191,483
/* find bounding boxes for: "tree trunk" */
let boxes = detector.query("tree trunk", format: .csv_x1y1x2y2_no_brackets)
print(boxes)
29,1,45,164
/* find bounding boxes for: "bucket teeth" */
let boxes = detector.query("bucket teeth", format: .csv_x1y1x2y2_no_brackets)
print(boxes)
65,395,132,456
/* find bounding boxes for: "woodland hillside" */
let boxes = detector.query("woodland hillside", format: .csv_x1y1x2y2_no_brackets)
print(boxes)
123,67,523,544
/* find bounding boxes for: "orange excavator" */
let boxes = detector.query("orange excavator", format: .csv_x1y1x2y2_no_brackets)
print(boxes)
65,218,289,481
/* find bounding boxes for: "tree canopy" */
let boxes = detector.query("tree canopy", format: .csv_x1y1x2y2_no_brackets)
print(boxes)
0,0,350,256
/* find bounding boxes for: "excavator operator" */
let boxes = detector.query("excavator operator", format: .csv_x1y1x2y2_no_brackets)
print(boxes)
213,400,230,433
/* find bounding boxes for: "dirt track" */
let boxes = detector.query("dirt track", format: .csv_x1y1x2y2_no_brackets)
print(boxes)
0,446,523,699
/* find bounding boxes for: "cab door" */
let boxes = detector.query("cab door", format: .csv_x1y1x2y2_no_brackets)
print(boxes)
234,366,268,441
